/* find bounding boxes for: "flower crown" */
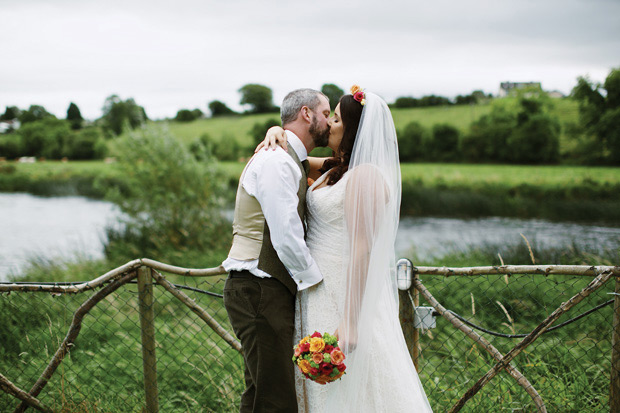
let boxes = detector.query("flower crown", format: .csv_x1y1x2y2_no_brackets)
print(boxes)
350,85,366,106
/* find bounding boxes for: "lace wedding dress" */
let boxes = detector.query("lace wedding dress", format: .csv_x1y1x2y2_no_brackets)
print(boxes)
294,171,432,412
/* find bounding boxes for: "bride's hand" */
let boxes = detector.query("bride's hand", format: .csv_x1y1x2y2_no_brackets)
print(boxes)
255,126,288,153
334,325,357,351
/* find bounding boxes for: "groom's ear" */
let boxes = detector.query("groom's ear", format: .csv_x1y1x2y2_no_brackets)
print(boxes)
300,106,312,123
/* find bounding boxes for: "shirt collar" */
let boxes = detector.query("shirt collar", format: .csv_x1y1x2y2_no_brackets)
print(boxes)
285,130,308,162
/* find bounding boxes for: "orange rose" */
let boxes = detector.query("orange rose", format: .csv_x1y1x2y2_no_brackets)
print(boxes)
298,359,311,374
299,336,310,345
307,177,315,187
350,85,362,95
294,345,302,357
312,353,324,364
330,349,345,365
309,337,325,353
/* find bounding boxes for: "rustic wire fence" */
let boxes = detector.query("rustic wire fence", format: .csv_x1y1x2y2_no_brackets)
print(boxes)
1,260,618,412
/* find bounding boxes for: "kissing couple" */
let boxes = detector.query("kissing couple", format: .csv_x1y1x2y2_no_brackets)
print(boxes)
222,87,432,412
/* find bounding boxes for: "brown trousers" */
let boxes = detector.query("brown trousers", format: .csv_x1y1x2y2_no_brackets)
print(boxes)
223,271,298,413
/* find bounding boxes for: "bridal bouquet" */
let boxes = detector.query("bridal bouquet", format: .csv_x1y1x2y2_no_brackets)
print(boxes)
293,331,346,385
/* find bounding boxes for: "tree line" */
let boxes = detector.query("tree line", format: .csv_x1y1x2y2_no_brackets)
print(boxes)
1,69,618,165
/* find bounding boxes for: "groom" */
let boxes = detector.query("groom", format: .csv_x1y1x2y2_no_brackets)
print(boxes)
222,88,331,412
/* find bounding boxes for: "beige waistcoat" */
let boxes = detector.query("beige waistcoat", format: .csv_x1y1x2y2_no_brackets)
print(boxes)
228,147,308,295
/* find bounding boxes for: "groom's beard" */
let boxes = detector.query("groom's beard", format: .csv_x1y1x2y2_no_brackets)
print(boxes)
309,117,330,148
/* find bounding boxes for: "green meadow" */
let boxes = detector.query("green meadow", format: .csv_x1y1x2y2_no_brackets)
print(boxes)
158,97,579,148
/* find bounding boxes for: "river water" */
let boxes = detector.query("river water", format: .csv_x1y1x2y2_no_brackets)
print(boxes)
1,193,619,281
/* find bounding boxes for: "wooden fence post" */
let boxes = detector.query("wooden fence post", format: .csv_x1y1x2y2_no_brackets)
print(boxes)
412,273,420,371
138,266,159,413
399,286,416,367
611,276,620,413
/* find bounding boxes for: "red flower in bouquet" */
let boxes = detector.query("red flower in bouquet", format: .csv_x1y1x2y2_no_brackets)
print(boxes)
320,363,333,375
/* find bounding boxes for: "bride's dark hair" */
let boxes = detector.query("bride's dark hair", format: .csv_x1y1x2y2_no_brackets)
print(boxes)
319,95,364,185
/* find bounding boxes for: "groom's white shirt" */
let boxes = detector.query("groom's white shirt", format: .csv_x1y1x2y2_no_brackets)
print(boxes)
222,130,323,291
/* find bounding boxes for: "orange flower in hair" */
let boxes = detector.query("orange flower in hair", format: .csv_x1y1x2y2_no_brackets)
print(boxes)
350,85,362,95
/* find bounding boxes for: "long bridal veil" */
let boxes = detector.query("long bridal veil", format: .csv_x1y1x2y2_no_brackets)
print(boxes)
325,92,432,411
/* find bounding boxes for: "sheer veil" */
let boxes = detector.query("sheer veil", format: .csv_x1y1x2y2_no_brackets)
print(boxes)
325,92,432,411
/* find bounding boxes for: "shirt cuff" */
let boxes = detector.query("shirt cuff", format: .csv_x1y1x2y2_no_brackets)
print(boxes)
291,261,323,291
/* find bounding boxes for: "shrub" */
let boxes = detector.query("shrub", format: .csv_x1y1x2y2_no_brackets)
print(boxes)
398,122,429,162
67,127,107,160
0,134,23,159
251,118,280,147
104,126,229,260
190,133,247,162
18,118,72,159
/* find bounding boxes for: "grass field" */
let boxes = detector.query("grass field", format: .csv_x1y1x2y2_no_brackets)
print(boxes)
158,97,580,148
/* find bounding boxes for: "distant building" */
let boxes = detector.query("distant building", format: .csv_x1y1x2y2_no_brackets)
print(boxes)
498,82,542,97
547,90,565,98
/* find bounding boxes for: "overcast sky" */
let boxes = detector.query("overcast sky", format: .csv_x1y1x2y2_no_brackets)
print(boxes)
1,0,619,120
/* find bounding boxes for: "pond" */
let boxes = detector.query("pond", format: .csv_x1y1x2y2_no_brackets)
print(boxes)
1,193,619,281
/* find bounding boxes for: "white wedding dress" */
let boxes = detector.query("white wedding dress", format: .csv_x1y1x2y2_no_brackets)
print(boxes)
294,170,432,412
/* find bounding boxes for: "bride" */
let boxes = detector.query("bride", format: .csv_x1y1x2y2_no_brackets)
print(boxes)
259,87,432,412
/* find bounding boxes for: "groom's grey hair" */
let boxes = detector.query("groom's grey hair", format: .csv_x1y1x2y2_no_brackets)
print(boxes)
281,89,328,125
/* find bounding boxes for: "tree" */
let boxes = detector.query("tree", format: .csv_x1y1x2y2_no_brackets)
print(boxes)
101,95,148,136
572,68,620,164
208,100,236,117
0,106,21,121
462,107,516,162
66,102,84,130
174,109,196,122
455,94,476,105
393,97,419,108
419,95,452,107
397,121,429,162
192,108,204,119
321,84,344,110
429,124,460,161
18,105,54,124
238,84,275,113
508,111,560,164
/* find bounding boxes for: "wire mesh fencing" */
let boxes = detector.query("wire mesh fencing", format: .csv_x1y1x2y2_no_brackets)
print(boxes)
408,270,618,412
0,273,243,412
1,264,618,412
